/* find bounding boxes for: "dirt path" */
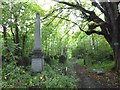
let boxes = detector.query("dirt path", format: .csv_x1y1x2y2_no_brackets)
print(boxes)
73,64,106,88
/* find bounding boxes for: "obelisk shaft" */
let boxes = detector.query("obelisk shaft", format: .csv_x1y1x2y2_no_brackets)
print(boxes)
34,13,41,50
32,13,43,73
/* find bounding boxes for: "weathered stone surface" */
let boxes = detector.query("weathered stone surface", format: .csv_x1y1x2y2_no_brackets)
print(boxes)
34,13,41,50
96,70,105,75
32,50,43,58
32,13,44,72
32,58,44,72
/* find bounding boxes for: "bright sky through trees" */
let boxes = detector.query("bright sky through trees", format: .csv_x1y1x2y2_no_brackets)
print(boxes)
35,0,56,10
0,25,3,32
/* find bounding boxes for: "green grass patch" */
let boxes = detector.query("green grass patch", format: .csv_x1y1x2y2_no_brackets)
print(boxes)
88,61,115,71
76,59,86,67
76,59,115,71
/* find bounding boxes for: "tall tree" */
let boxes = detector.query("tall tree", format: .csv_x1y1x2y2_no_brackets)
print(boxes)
2,1,44,65
51,0,120,70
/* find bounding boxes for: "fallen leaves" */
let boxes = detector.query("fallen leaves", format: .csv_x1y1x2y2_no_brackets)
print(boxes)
87,70,119,88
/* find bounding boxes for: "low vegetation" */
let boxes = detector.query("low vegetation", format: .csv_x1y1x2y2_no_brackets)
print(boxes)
2,59,77,88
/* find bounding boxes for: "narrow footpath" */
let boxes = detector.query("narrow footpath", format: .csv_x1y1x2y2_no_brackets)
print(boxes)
73,64,106,88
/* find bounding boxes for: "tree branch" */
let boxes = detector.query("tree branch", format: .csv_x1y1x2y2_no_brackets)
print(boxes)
41,6,73,21
52,15,106,36
85,30,104,35
53,16,85,32
53,0,105,23
46,10,63,26
53,0,91,13
92,2,104,13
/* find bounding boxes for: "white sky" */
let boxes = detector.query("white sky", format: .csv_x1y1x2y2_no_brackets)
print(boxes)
3,0,56,10
35,0,56,10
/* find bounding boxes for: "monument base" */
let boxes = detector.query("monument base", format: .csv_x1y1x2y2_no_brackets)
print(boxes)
32,58,44,72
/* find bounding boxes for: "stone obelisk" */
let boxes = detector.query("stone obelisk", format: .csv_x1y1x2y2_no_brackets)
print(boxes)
32,13,44,73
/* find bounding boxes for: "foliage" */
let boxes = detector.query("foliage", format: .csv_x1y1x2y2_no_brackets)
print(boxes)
51,0,120,70
72,34,113,64
2,59,77,88
2,2,44,62
1,1,78,88
1,0,119,89
76,59,115,71
0,34,3,55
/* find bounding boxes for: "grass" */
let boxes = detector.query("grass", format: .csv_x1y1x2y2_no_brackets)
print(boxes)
76,59,115,71
89,61,114,71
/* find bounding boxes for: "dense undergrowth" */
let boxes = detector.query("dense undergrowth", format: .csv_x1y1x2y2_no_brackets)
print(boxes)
2,59,77,88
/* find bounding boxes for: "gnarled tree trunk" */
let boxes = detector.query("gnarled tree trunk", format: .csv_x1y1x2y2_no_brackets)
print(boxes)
102,2,120,70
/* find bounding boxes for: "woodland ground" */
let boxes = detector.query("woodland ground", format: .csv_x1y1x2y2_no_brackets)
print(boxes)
73,63,120,88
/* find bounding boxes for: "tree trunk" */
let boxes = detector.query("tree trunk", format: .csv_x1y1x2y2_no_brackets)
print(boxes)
22,34,26,56
2,26,10,61
115,47,120,70
10,26,15,43
83,59,86,65
2,26,9,53
2,26,7,46
14,17,20,56
113,15,120,71
15,18,19,45
103,3,120,71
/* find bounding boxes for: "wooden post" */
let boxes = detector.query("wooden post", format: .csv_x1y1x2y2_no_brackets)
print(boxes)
32,13,44,73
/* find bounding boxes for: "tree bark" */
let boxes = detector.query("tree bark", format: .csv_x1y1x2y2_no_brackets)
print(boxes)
14,17,20,63
114,47,120,71
10,26,15,43
2,26,9,52
113,15,120,71
2,26,7,44
15,18,19,45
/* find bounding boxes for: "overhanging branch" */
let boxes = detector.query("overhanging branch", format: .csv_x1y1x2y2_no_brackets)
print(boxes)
53,0,91,13
53,16,85,32
53,0,104,23
52,15,105,36
46,10,63,26
41,6,73,21
85,30,104,35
